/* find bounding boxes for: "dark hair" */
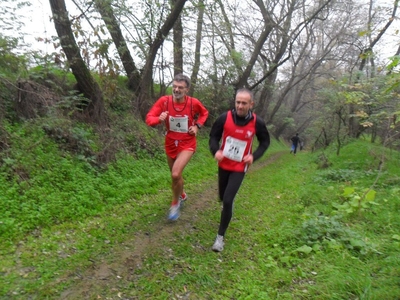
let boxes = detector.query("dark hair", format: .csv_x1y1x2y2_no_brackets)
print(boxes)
236,88,254,101
173,74,191,88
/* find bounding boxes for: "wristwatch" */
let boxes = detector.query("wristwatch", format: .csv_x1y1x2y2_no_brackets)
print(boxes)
195,123,202,129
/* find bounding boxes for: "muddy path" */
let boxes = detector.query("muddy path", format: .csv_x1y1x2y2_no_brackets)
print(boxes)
60,152,285,299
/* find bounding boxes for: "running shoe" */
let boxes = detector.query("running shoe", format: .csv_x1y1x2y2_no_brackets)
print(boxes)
179,192,187,202
179,192,187,208
212,235,224,252
168,204,180,221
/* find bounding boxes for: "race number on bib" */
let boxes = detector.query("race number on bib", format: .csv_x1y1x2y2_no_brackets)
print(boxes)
169,116,189,133
222,136,247,162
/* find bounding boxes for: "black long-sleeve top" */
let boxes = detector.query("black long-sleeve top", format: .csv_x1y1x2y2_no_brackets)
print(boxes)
209,110,270,162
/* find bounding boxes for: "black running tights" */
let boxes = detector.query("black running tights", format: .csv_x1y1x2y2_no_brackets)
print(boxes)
217,167,246,237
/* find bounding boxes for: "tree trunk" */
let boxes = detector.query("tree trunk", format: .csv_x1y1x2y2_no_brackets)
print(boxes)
94,0,141,92
189,0,204,96
172,0,183,75
49,0,107,125
137,0,187,119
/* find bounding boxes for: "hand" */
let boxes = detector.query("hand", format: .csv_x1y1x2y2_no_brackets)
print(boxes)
188,125,199,136
242,154,254,165
159,111,169,122
214,150,224,162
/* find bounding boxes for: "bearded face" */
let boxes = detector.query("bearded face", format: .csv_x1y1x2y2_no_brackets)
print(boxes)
172,81,188,101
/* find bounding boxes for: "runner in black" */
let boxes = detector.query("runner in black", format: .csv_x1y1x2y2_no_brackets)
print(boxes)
209,88,270,252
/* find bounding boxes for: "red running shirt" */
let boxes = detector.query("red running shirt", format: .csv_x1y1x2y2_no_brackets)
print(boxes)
219,110,257,172
146,95,209,141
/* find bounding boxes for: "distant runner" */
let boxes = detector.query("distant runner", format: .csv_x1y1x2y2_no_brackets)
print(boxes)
290,133,301,155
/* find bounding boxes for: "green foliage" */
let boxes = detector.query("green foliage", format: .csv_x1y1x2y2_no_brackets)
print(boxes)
314,168,378,184
0,35,28,76
308,67,400,151
332,186,378,215
386,55,400,92
28,65,76,91
194,81,235,123
339,88,369,105
230,49,246,69
298,214,375,255
0,118,168,240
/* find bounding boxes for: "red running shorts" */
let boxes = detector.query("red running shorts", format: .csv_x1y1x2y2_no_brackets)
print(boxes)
165,136,196,159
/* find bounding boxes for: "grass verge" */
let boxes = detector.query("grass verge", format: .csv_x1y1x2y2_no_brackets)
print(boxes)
1,137,399,299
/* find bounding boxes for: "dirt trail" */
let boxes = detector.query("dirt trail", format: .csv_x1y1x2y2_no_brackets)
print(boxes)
60,152,284,299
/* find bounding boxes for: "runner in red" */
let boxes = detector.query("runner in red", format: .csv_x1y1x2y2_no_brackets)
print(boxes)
146,74,208,220
209,88,270,251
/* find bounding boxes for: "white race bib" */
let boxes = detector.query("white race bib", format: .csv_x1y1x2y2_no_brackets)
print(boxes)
169,116,189,133
222,136,247,162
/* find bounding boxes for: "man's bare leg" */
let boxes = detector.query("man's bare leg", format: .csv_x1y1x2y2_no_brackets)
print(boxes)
167,150,194,205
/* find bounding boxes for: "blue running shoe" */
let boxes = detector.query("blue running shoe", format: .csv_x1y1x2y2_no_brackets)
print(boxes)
168,204,180,221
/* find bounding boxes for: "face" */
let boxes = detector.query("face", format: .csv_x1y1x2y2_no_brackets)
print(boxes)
235,91,253,117
172,80,188,101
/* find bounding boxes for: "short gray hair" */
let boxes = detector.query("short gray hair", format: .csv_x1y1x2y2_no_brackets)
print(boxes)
236,88,254,101
173,74,191,88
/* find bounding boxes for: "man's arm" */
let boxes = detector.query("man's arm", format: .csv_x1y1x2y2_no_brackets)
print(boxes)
146,97,166,127
252,118,270,162
209,112,227,156
193,99,209,127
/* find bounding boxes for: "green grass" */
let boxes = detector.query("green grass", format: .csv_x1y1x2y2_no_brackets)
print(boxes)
1,134,399,299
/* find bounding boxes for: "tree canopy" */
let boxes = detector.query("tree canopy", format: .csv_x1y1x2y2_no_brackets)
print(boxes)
2,0,400,149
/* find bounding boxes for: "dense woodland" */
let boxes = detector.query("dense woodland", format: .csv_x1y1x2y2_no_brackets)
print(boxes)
1,2,400,298
1,0,400,160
